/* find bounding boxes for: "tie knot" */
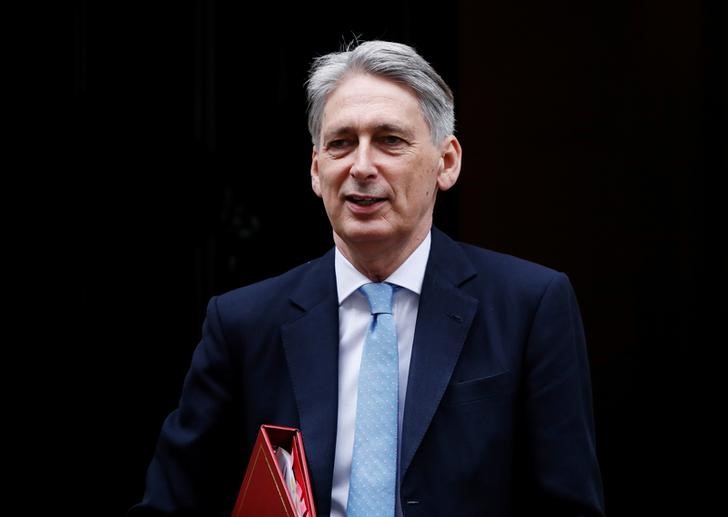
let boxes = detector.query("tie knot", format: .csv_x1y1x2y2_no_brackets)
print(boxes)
359,282,394,315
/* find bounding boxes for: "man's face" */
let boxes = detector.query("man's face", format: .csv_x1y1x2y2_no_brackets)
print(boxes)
311,73,459,254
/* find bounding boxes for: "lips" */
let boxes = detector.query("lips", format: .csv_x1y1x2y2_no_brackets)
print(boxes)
345,195,387,206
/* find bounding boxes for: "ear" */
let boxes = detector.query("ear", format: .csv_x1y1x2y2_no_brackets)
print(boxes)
311,146,322,197
436,135,462,192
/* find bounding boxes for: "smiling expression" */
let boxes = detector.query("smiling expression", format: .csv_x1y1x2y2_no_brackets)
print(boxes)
311,73,460,261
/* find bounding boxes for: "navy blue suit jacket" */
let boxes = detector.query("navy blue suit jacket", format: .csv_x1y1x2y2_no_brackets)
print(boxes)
132,228,604,516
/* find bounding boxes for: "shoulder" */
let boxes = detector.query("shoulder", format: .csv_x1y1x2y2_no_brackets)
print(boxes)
462,242,574,302
210,249,334,321
432,228,565,286
459,241,561,282
437,239,581,330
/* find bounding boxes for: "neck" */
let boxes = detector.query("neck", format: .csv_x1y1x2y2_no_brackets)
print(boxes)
334,227,430,282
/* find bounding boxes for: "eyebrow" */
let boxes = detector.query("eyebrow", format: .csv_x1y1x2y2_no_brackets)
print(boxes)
323,123,415,142
374,123,414,138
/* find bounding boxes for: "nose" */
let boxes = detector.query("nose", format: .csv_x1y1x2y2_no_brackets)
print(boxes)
350,141,377,180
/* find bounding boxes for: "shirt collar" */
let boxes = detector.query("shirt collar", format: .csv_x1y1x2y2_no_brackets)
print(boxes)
335,231,432,304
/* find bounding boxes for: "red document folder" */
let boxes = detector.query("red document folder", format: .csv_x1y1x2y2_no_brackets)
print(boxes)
232,424,317,517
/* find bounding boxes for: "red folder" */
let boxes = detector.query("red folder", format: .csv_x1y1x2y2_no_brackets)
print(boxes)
232,424,317,517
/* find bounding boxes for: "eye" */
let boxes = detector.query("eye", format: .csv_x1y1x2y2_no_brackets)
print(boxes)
327,139,351,150
380,135,404,146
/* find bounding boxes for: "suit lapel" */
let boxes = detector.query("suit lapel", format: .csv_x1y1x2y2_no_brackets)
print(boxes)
278,231,479,508
400,229,479,478
281,250,338,516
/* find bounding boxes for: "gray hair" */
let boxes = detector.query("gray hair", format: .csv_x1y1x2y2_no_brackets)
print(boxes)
306,40,455,148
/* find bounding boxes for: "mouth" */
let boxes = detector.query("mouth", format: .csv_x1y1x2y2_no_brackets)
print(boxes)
345,194,387,206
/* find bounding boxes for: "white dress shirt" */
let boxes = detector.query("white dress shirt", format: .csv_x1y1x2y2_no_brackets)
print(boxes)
329,232,431,517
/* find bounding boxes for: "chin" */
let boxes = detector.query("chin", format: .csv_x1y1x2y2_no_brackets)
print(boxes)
336,222,395,246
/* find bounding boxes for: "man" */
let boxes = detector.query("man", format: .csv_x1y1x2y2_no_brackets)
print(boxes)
131,40,604,516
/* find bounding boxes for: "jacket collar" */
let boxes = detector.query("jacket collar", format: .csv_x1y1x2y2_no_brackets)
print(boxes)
400,227,479,478
282,249,339,515
281,228,480,512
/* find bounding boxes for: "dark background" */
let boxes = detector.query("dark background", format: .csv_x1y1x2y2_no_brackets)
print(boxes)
71,0,725,515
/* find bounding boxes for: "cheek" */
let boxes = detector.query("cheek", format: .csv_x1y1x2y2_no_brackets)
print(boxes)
319,176,341,205
408,167,440,203
411,164,438,190
322,177,338,196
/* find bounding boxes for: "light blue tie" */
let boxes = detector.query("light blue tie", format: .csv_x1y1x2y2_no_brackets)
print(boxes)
347,282,398,517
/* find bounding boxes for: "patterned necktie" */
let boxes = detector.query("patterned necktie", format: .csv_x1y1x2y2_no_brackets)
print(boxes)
347,282,398,517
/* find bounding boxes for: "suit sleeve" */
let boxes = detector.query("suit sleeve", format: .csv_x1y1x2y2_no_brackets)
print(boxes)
129,296,244,516
519,272,605,516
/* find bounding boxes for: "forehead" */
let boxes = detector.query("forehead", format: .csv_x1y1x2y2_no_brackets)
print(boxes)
321,74,427,132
